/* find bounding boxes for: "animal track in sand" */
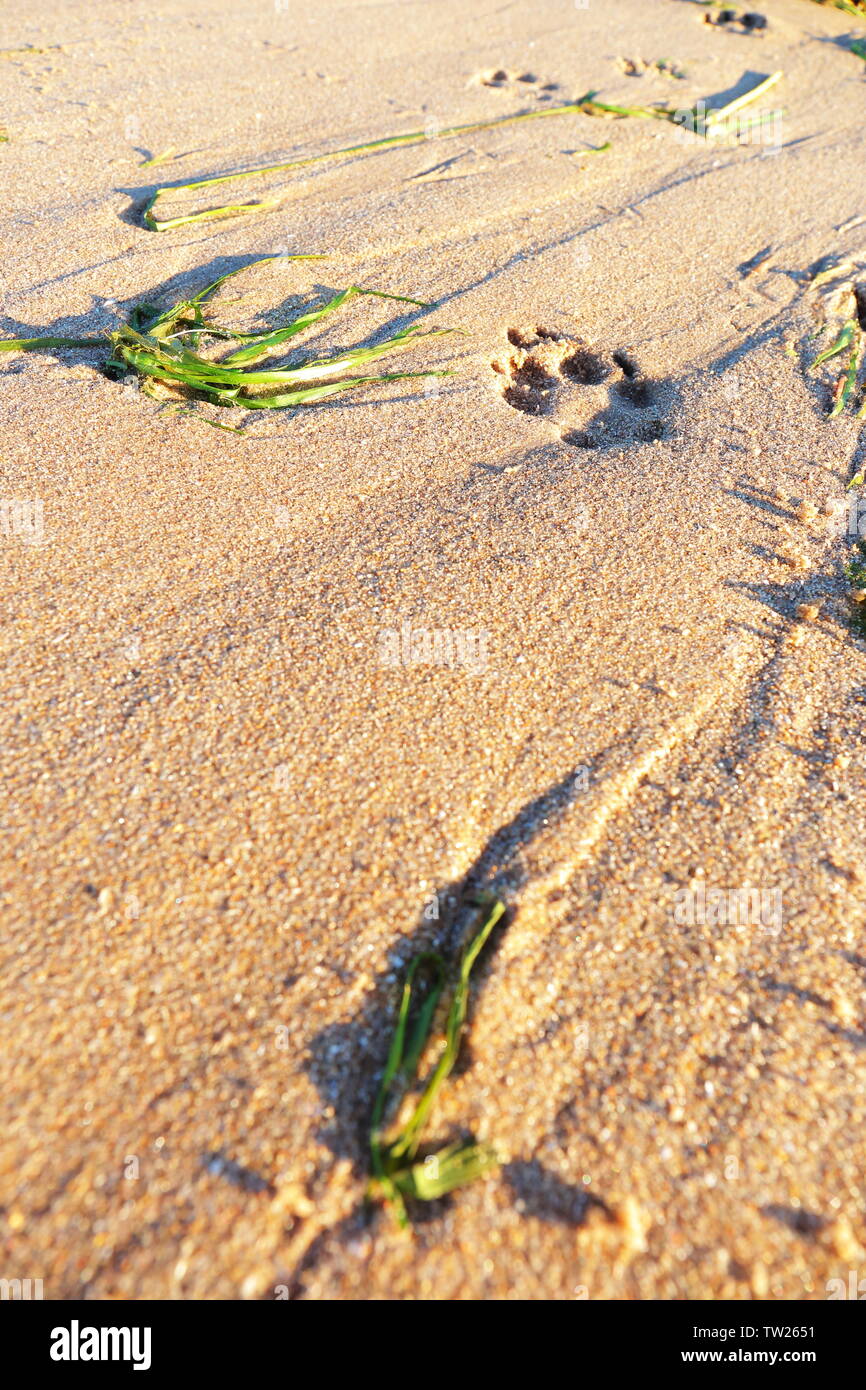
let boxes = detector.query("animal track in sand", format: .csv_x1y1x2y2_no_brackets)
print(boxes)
492,328,667,448
702,8,767,33
470,69,560,99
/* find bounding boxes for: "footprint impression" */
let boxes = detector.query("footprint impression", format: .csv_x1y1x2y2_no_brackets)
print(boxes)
471,69,560,99
492,326,667,449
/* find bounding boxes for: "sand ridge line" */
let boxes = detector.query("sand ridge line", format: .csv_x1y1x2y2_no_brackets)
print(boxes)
500,632,754,939
437,631,755,961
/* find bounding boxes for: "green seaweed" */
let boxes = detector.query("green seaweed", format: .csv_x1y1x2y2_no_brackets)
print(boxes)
0,256,454,416
847,541,866,636
813,319,858,367
831,332,863,416
369,897,505,1226
810,318,864,416
810,0,866,18
139,147,179,168
143,100,604,231
142,73,782,232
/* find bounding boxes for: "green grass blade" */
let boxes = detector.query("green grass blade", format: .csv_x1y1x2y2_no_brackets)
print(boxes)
813,319,857,367
706,71,783,125
141,254,329,338
142,72,783,231
189,254,326,306
223,285,362,361
142,95,619,231
367,897,505,1224
223,286,429,365
370,954,444,1171
809,0,866,18
389,898,505,1164
830,330,863,417
578,97,675,120
0,335,105,352
231,369,451,410
395,1141,500,1201
237,325,451,384
144,196,284,231
115,324,452,393
368,952,445,1227
139,147,178,168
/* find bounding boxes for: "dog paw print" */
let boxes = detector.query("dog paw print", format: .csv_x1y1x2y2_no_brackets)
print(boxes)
492,328,667,448
471,69,560,99
703,9,767,32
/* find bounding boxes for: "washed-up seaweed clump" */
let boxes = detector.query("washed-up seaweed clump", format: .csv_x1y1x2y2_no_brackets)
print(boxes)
0,257,454,414
143,74,783,232
368,897,505,1226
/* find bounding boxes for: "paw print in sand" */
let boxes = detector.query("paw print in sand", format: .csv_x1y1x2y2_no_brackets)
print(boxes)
492,327,667,449
471,69,561,100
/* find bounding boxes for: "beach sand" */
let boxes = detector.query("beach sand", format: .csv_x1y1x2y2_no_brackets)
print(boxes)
2,0,866,1299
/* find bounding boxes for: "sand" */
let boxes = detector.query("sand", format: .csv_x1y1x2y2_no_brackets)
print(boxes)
2,0,866,1300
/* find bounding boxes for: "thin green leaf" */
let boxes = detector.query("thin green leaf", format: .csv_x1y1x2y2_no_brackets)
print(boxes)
813,319,857,367
116,326,451,395
809,0,866,18
368,897,506,1225
223,286,429,365
144,92,702,230
139,147,178,168
389,898,505,1162
396,1142,500,1201
143,98,608,230
144,196,284,231
177,409,248,434
231,369,452,411
707,71,783,124
830,329,862,417
0,334,105,352
370,954,445,1183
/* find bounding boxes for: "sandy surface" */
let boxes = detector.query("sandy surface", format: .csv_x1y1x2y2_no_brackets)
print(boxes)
2,0,866,1300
